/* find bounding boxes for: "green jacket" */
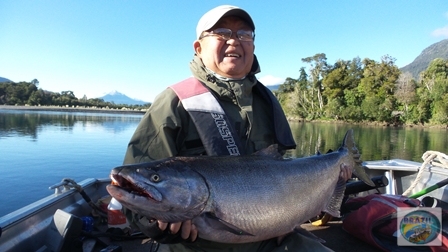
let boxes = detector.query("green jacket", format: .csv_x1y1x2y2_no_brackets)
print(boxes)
123,55,295,164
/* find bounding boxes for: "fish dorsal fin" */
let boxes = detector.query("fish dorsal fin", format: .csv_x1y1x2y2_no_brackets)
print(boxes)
253,144,283,159
201,212,254,236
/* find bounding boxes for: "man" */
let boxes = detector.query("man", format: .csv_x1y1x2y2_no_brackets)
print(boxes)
123,5,349,251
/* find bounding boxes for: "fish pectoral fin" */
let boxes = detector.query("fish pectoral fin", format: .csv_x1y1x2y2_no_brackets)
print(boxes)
324,178,346,217
202,212,254,236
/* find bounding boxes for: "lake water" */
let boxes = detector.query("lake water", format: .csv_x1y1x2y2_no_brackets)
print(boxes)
0,109,142,217
1,109,447,217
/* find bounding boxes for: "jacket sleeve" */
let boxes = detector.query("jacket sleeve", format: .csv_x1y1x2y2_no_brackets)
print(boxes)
122,88,187,165
122,89,195,243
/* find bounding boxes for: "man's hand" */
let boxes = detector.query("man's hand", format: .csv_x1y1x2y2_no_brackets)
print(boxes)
340,163,353,181
158,220,198,242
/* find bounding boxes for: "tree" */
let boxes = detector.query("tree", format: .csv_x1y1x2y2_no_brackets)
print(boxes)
358,55,400,122
31,79,39,87
297,67,309,90
276,67,312,119
61,91,76,98
28,89,46,105
395,72,417,122
277,77,297,93
294,67,312,119
302,53,329,117
60,91,78,106
419,58,448,124
321,57,364,120
322,60,348,119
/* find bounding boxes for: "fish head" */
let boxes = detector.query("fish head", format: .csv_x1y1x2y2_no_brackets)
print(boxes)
106,158,209,222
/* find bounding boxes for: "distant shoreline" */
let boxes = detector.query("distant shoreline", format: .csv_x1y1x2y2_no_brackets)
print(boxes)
0,105,147,114
2,105,446,129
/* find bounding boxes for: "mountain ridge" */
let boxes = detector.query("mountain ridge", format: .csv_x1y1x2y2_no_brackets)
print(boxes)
0,77,12,83
400,39,448,79
99,90,149,105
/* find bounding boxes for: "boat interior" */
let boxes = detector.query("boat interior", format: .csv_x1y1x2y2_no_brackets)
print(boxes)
1,152,448,252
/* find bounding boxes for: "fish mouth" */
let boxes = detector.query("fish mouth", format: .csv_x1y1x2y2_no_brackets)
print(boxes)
109,173,161,202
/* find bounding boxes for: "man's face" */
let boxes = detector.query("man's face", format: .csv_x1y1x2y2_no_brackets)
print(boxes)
194,16,255,79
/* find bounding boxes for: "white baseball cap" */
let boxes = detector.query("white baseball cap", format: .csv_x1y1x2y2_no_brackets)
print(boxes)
196,5,255,39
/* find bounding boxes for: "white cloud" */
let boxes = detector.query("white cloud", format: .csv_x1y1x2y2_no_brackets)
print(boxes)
431,12,448,38
431,25,448,38
257,75,285,86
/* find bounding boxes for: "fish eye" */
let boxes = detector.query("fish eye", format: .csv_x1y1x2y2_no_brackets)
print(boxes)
151,174,160,182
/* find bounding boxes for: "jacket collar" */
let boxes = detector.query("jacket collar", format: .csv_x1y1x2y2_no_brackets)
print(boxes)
189,54,260,101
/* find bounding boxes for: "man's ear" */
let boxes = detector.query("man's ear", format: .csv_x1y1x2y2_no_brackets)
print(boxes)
193,40,201,55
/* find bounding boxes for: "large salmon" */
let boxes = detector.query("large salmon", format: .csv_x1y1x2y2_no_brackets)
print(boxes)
107,129,374,243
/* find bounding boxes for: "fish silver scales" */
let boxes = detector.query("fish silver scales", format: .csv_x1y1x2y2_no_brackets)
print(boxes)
107,129,374,243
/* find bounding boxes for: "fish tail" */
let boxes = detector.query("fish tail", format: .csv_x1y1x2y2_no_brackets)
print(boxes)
325,130,375,217
343,129,375,187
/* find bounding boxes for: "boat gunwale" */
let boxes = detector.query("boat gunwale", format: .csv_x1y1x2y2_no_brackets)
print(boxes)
0,178,109,228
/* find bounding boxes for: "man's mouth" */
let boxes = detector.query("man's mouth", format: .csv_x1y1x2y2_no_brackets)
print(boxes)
225,53,241,58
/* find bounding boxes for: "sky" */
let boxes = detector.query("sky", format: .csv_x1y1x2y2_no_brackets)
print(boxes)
1,1,447,103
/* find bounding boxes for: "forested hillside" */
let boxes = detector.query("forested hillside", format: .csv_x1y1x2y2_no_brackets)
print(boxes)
0,79,150,110
276,54,448,126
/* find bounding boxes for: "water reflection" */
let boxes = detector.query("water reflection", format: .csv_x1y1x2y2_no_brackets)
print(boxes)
1,110,446,163
287,121,448,162
0,110,143,139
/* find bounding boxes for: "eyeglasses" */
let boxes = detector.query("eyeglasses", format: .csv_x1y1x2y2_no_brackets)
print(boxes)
199,28,255,42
